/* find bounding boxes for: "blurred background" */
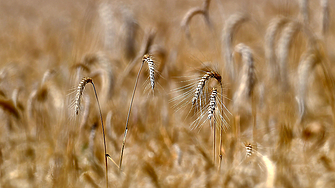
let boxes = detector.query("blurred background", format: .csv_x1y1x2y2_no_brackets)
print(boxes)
0,0,335,187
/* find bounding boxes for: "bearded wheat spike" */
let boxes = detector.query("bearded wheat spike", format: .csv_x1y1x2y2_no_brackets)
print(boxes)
75,77,92,115
192,71,222,105
208,88,217,120
142,54,155,90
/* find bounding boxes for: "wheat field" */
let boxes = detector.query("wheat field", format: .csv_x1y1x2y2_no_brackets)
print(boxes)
0,0,335,187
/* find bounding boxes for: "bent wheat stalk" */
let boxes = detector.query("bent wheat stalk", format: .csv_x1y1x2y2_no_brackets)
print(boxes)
234,43,256,142
222,13,248,81
119,54,155,171
296,54,317,123
192,70,226,169
265,17,290,81
299,0,309,25
181,0,211,38
75,77,108,188
321,0,329,35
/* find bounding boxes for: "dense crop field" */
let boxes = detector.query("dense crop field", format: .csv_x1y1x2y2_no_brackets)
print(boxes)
0,0,335,187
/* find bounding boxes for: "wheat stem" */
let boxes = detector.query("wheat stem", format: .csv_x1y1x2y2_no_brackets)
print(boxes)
119,59,145,171
76,77,108,188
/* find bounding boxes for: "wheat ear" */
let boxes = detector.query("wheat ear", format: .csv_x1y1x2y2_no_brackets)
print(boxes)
117,29,156,90
119,54,155,171
234,43,256,97
192,70,225,169
245,142,253,158
321,0,329,35
75,77,108,188
192,71,222,105
296,54,317,123
277,21,300,89
265,17,290,81
143,54,155,90
234,43,257,143
299,0,309,25
222,13,248,80
181,0,211,37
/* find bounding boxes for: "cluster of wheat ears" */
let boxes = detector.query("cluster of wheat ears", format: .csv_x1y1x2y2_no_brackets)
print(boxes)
0,0,335,187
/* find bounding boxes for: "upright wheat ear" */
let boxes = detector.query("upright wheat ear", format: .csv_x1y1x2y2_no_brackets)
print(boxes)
75,77,109,188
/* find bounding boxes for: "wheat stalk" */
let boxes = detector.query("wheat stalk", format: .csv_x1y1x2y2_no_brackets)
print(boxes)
119,54,156,171
234,43,256,98
234,43,257,145
191,70,228,169
75,77,108,188
321,0,329,35
181,0,211,38
296,54,317,123
222,13,248,81
208,88,217,163
277,20,317,89
265,17,290,81
277,21,301,89
299,0,309,25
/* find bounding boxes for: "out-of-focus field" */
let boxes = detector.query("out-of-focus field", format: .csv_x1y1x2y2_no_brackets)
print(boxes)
0,0,335,187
